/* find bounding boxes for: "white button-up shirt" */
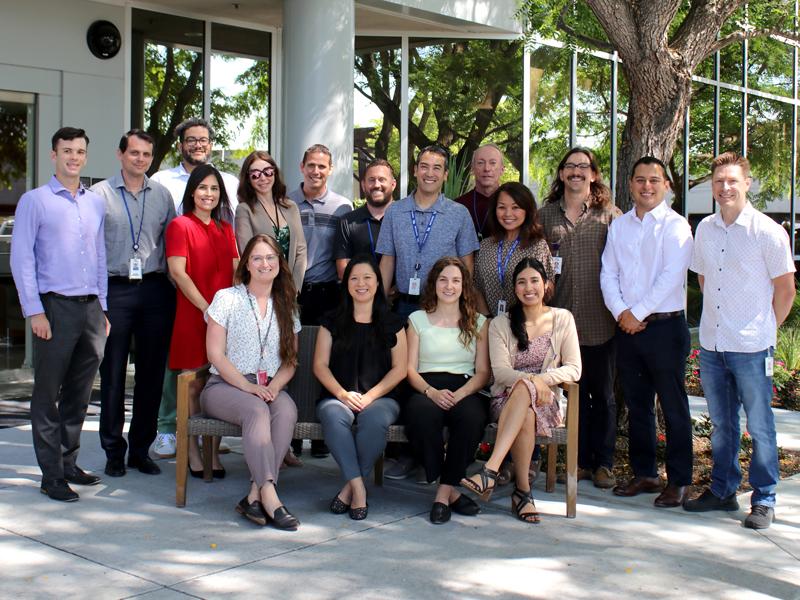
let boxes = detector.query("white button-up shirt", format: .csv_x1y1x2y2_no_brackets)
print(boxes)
691,202,795,352
601,200,693,322
151,163,239,218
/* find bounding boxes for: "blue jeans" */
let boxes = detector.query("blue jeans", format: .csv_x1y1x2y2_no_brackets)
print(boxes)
699,348,778,507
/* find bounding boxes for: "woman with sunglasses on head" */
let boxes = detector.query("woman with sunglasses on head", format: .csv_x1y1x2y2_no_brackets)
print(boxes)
461,258,581,524
235,151,307,292
201,234,301,530
404,257,490,524
313,255,407,520
166,164,240,479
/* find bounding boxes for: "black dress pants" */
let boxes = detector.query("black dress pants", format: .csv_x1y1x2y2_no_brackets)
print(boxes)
615,316,692,486
403,372,488,486
31,294,107,484
578,338,617,470
99,274,175,461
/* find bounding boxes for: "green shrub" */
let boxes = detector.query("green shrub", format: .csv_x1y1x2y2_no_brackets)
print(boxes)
777,327,800,371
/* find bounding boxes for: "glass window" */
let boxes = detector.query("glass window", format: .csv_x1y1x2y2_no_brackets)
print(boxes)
718,90,743,154
210,23,271,173
685,83,716,220
576,53,612,177
747,37,793,97
748,96,792,221
132,9,204,173
354,36,401,199
528,43,571,198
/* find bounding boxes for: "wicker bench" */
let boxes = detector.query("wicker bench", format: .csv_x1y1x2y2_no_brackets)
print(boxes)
175,325,579,518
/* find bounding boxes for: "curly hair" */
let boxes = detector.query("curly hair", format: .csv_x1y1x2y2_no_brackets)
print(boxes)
419,257,481,349
544,147,611,209
234,234,299,367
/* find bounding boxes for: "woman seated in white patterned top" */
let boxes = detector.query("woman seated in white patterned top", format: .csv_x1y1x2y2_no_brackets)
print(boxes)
200,234,301,530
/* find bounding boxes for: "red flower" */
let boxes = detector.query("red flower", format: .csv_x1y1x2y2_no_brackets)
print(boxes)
743,432,750,438
693,370,699,376
479,442,491,454
657,433,666,443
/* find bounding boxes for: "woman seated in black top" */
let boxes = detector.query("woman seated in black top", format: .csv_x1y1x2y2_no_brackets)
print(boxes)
313,255,408,520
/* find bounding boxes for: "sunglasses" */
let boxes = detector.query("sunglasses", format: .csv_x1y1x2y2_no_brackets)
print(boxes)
249,167,276,180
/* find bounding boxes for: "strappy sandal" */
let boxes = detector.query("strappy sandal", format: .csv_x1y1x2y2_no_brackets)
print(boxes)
460,466,498,501
511,487,540,524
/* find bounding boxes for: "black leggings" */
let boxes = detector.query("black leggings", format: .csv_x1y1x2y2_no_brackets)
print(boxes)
402,372,488,486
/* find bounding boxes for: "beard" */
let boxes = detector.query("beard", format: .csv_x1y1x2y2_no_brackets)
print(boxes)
366,194,391,207
182,147,209,167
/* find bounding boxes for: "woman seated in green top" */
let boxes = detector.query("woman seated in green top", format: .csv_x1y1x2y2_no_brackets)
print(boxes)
405,257,490,524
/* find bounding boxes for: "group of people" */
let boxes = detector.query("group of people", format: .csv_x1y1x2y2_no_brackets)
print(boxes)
11,118,795,533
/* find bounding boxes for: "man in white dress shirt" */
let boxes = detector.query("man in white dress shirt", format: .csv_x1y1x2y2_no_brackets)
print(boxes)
683,152,796,529
601,156,694,508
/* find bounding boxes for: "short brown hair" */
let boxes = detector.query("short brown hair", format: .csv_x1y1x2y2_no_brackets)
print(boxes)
362,158,395,180
302,144,332,165
711,152,751,178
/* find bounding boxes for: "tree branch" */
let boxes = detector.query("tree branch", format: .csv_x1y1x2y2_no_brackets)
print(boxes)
706,27,800,57
556,3,614,52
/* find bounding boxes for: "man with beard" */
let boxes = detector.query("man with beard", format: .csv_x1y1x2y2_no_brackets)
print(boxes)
149,117,238,460
335,159,397,279
151,117,238,222
454,144,505,240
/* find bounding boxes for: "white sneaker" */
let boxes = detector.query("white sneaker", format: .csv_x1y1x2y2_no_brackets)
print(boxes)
153,432,176,458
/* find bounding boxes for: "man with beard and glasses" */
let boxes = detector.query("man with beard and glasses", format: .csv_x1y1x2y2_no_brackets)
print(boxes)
151,117,238,223
335,159,397,279
149,117,238,460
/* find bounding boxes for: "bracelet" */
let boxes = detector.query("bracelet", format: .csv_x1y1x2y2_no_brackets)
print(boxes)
422,385,431,397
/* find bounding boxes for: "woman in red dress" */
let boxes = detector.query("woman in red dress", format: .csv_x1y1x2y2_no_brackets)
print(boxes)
166,164,239,475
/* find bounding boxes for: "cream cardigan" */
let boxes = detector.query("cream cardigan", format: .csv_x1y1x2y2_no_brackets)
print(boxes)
488,307,582,398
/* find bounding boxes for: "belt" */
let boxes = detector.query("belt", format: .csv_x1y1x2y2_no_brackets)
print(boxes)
45,292,98,303
395,292,421,303
108,272,166,285
644,310,684,323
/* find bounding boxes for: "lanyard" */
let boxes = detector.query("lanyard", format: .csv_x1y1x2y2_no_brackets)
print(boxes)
247,291,274,361
259,198,282,232
472,190,489,235
410,210,437,253
497,237,520,285
118,187,146,253
364,218,378,260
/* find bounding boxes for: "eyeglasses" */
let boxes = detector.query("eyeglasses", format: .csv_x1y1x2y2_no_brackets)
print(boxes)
249,167,275,180
184,137,211,147
563,162,591,170
250,254,279,264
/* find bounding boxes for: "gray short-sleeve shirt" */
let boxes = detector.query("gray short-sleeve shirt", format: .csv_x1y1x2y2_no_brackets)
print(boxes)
375,193,479,294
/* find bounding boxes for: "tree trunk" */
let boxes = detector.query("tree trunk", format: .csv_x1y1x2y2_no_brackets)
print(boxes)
615,57,692,212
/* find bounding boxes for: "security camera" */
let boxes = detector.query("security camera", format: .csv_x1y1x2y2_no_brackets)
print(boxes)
86,20,121,59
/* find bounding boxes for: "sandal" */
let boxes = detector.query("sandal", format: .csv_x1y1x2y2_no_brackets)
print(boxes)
460,466,498,501
511,487,540,524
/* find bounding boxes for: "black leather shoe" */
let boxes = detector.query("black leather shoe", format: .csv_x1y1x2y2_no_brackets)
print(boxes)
683,488,739,512
430,501,451,524
127,455,161,475
236,496,267,526
104,458,126,478
267,506,300,530
41,479,79,502
64,467,101,486
613,476,663,497
450,494,481,516
310,440,330,458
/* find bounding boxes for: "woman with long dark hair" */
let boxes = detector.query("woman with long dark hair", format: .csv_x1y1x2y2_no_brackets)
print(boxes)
234,151,307,291
313,255,407,520
405,257,490,524
166,164,239,478
201,234,301,530
474,181,553,317
461,258,581,523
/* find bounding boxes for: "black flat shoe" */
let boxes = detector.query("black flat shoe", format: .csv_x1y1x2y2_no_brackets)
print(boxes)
213,468,226,479
41,479,79,502
329,494,350,514
104,458,126,478
450,493,480,516
430,501,451,524
349,504,368,520
236,496,267,526
127,455,161,475
64,467,101,486
267,506,300,530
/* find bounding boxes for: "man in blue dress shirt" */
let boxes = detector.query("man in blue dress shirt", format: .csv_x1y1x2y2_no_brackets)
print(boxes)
11,127,109,502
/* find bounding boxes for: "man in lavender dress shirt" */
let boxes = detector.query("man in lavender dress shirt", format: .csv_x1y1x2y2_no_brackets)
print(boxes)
10,127,109,502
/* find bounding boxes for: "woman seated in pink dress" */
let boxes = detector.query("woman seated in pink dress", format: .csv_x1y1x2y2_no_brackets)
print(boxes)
461,257,581,523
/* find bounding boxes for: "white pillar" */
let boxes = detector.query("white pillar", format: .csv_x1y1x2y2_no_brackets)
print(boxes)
282,0,354,198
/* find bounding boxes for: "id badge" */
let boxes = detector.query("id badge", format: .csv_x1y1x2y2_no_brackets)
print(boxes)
408,276,421,296
497,299,507,315
765,357,774,377
552,256,563,275
257,370,270,386
129,257,143,280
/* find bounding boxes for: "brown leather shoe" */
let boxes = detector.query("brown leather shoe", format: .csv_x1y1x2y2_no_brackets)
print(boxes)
613,476,663,497
654,484,688,508
593,466,617,489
